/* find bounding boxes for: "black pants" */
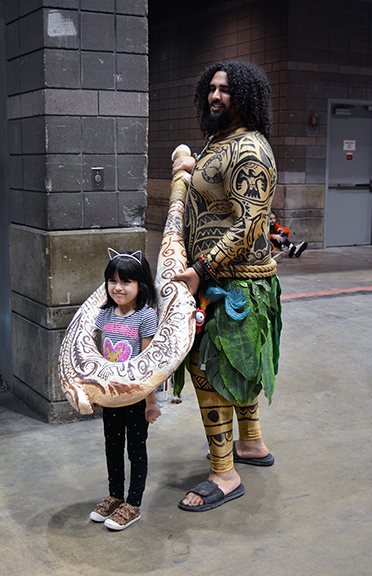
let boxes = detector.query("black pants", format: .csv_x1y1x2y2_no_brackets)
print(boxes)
272,236,291,250
102,400,149,508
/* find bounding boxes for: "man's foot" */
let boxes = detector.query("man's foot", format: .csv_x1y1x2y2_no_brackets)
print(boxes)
181,469,241,508
178,479,245,512
233,441,275,466
234,437,269,460
206,444,274,465
294,241,308,257
207,437,269,461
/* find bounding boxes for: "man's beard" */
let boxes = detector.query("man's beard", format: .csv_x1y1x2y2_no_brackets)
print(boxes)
201,108,234,136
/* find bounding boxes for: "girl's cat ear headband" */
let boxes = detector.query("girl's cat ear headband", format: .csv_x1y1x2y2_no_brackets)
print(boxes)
107,247,142,265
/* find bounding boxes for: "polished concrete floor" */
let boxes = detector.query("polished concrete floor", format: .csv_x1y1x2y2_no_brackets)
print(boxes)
1,238,372,576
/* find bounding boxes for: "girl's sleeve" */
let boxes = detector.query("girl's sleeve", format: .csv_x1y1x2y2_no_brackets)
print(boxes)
278,223,291,237
140,307,158,339
271,222,290,239
95,308,106,331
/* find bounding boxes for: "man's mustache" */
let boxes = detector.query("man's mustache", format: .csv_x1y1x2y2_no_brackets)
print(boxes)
210,100,226,110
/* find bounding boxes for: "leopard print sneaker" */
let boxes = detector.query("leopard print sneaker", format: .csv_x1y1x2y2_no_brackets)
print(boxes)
90,496,124,522
104,502,141,531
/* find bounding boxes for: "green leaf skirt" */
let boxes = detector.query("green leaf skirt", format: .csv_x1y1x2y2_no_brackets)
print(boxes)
198,275,282,406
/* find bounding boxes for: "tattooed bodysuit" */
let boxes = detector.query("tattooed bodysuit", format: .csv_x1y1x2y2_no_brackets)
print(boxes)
183,126,282,473
184,126,277,269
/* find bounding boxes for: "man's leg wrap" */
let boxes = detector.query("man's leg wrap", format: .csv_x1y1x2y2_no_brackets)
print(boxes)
190,350,264,472
234,399,262,440
190,350,234,473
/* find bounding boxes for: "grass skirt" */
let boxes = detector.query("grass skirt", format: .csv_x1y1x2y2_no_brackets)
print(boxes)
198,275,282,405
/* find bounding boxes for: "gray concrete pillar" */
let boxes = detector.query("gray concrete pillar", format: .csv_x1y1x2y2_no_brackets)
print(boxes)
272,185,325,249
5,0,149,422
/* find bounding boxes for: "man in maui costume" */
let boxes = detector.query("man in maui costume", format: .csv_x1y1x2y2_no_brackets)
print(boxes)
172,60,282,511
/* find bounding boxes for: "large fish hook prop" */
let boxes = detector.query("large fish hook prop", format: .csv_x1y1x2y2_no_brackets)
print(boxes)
58,145,195,414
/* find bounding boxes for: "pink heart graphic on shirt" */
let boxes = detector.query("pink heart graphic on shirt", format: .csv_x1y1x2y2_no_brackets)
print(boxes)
104,339,132,363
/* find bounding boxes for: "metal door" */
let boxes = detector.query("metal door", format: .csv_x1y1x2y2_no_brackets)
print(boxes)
325,102,372,247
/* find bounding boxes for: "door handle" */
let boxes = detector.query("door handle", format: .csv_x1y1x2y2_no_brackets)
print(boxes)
329,180,372,191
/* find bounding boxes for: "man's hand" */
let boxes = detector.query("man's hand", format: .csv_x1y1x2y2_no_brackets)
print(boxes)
172,156,196,177
172,267,200,296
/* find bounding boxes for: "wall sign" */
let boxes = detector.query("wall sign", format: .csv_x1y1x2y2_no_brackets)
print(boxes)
343,140,356,151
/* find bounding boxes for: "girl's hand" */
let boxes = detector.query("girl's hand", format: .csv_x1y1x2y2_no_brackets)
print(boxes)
145,401,161,424
172,267,200,296
172,156,196,177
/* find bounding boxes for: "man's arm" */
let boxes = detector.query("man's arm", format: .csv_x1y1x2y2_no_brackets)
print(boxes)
203,137,276,268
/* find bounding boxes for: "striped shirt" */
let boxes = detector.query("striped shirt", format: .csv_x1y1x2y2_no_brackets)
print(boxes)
95,304,158,363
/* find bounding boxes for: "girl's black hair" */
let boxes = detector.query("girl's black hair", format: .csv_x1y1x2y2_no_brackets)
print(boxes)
102,251,156,311
194,60,273,141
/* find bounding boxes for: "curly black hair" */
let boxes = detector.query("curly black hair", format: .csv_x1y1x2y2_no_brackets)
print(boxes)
194,60,273,141
102,251,156,311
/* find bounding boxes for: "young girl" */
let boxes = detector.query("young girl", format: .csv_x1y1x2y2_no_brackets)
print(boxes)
90,248,161,531
270,212,307,259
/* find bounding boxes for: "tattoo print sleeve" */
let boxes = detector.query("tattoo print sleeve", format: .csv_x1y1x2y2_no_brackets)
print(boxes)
185,131,277,267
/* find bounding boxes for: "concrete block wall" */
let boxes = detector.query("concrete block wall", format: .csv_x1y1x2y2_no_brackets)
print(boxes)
147,0,289,229
9,224,146,423
275,0,372,187
4,0,150,422
148,0,288,182
271,184,325,249
7,0,149,231
147,0,372,247
272,0,372,245
0,0,13,391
